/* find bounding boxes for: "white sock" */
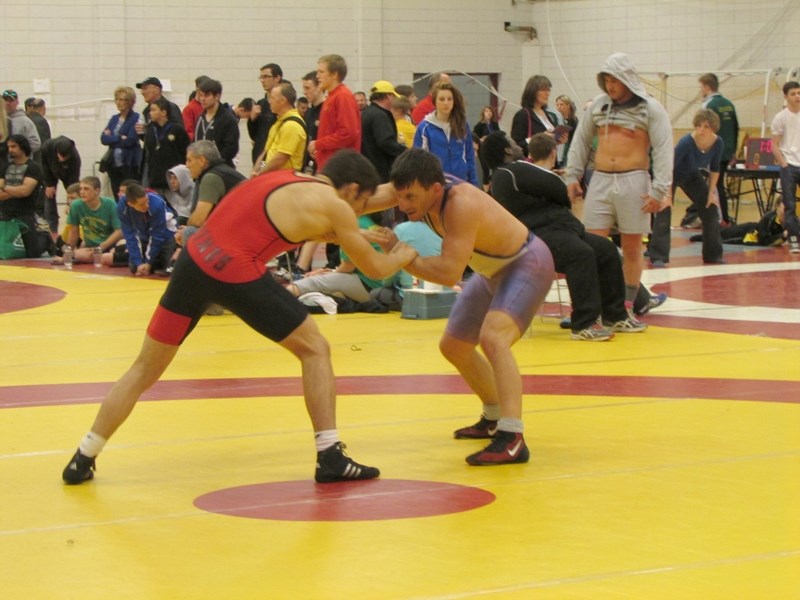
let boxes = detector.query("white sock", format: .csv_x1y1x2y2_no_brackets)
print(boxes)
483,404,501,421
498,417,524,433
314,430,339,452
78,431,107,458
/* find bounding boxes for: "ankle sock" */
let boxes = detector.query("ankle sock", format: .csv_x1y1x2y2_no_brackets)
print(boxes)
79,431,107,458
314,430,339,452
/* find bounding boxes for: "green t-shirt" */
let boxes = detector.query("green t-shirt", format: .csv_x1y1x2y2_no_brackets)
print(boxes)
339,215,383,290
66,197,121,247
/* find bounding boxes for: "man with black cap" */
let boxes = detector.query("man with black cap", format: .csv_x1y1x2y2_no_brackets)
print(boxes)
134,77,183,135
134,77,182,185
3,90,41,155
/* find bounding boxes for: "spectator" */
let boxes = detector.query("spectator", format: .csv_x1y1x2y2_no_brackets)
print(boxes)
2,90,41,156
194,78,239,168
165,165,194,226
354,91,368,111
182,75,211,142
24,97,51,162
361,80,407,182
308,54,361,170
144,96,190,196
395,84,418,110
411,73,450,124
473,105,502,189
135,77,183,131
296,97,309,120
649,109,725,266
482,131,646,340
248,63,282,165
0,134,52,257
300,70,324,173
554,94,578,165
252,82,306,176
510,75,567,161
65,176,123,265
101,86,142,199
413,81,478,186
40,136,81,237
178,140,246,246
54,182,82,256
771,80,800,254
391,96,416,149
117,181,176,276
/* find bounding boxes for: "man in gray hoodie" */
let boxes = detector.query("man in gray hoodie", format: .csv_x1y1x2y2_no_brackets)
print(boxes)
565,53,673,312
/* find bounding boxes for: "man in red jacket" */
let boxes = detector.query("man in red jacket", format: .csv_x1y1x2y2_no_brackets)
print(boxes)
308,54,361,169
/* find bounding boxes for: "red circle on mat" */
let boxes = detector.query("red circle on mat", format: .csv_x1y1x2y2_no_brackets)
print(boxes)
194,479,495,521
661,272,800,309
0,281,65,314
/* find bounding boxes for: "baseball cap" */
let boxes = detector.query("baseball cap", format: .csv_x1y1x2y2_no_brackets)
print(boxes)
2,89,18,100
370,80,399,97
136,77,162,89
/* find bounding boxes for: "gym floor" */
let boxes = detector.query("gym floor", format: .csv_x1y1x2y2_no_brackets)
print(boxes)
1,200,798,599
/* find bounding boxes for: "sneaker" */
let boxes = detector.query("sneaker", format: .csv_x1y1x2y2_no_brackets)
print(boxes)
453,415,498,439
315,442,380,483
559,317,571,330
62,449,96,485
789,236,800,254
466,431,530,466
636,292,668,316
649,259,667,268
570,323,614,341
604,315,647,333
681,216,702,229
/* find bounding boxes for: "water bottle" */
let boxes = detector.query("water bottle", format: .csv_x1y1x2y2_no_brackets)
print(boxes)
303,160,315,175
93,246,103,267
63,245,73,270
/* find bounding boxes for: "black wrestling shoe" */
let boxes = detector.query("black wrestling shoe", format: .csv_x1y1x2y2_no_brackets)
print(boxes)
62,449,96,484
315,442,380,483
453,415,498,439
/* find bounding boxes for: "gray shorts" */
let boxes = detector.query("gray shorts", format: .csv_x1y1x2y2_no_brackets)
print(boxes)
293,271,372,303
445,235,554,345
582,170,652,234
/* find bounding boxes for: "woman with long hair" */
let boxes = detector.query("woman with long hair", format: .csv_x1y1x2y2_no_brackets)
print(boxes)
413,82,478,186
100,86,142,199
555,94,578,165
473,105,502,189
510,75,568,163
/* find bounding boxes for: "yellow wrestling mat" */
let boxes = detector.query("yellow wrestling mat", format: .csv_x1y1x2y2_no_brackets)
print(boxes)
1,264,798,599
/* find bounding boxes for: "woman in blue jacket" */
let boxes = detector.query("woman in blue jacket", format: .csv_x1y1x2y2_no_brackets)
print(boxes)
413,82,478,186
101,86,143,199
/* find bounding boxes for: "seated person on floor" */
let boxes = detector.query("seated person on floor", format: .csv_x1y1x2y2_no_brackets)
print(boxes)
481,131,646,341
689,202,787,247
0,134,53,258
370,220,444,310
287,214,385,304
165,165,194,226
55,176,123,266
118,181,177,276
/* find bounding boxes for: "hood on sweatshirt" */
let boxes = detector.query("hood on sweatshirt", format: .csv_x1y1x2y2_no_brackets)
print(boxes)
596,53,648,101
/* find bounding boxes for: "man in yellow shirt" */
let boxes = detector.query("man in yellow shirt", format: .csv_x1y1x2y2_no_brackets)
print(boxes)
252,82,307,176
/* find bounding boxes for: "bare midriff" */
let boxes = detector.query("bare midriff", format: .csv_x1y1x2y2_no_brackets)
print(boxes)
594,125,651,172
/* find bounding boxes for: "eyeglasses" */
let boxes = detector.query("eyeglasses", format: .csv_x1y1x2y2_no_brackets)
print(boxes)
258,75,275,80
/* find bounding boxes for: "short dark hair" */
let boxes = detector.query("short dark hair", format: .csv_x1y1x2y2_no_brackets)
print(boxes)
124,182,147,202
320,149,380,195
302,71,319,86
7,134,31,156
480,131,511,171
195,75,212,88
237,97,255,111
54,137,74,156
81,176,101,190
390,148,445,190
261,63,283,80
151,96,171,113
198,78,223,97
527,133,557,162
120,179,141,190
783,81,800,95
